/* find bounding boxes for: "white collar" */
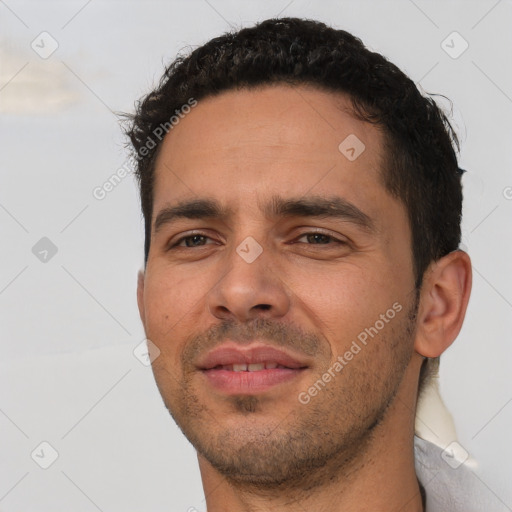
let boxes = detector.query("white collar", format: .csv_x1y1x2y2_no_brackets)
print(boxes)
414,436,502,511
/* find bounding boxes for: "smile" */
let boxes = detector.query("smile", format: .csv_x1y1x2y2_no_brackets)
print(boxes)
196,341,310,394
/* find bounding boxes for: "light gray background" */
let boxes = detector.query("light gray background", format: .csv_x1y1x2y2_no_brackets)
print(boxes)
1,0,511,510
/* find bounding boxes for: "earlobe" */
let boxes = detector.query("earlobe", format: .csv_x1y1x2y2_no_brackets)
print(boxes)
414,250,472,358
137,269,146,328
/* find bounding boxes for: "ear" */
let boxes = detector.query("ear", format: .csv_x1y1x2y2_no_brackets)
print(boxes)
414,250,472,358
137,269,146,329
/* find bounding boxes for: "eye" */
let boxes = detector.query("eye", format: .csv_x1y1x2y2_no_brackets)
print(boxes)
170,233,215,249
295,232,347,246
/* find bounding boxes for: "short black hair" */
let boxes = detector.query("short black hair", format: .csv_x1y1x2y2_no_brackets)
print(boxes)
124,17,464,391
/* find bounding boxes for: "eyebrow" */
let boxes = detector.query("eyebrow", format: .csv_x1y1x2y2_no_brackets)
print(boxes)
153,195,375,234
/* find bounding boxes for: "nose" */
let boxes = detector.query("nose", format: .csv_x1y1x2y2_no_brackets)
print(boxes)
206,238,291,323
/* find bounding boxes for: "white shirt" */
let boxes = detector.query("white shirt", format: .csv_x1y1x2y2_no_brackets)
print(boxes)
414,436,505,511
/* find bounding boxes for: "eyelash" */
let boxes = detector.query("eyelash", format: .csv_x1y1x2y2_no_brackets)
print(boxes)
168,231,347,249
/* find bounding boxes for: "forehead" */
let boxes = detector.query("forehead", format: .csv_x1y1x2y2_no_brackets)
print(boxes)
152,84,390,223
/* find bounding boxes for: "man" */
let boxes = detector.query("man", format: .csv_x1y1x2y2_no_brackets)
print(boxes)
126,17,478,511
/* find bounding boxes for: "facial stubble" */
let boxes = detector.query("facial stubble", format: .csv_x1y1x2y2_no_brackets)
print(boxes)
152,299,418,492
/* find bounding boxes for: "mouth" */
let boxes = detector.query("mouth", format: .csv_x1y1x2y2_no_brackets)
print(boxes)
209,362,297,371
197,343,309,394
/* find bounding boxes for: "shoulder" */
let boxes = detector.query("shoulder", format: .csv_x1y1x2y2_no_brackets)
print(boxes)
414,436,506,512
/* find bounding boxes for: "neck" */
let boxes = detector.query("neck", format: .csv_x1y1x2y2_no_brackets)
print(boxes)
198,365,424,512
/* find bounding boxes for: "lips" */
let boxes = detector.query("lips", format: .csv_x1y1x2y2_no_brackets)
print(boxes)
196,342,309,394
197,343,308,371
215,362,288,371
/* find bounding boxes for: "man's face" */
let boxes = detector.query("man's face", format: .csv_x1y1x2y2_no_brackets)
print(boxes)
138,84,419,487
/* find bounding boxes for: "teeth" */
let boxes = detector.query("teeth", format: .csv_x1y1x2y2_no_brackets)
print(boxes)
222,362,283,371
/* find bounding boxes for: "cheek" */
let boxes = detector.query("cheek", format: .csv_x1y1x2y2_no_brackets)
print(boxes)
143,270,207,355
290,262,402,340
